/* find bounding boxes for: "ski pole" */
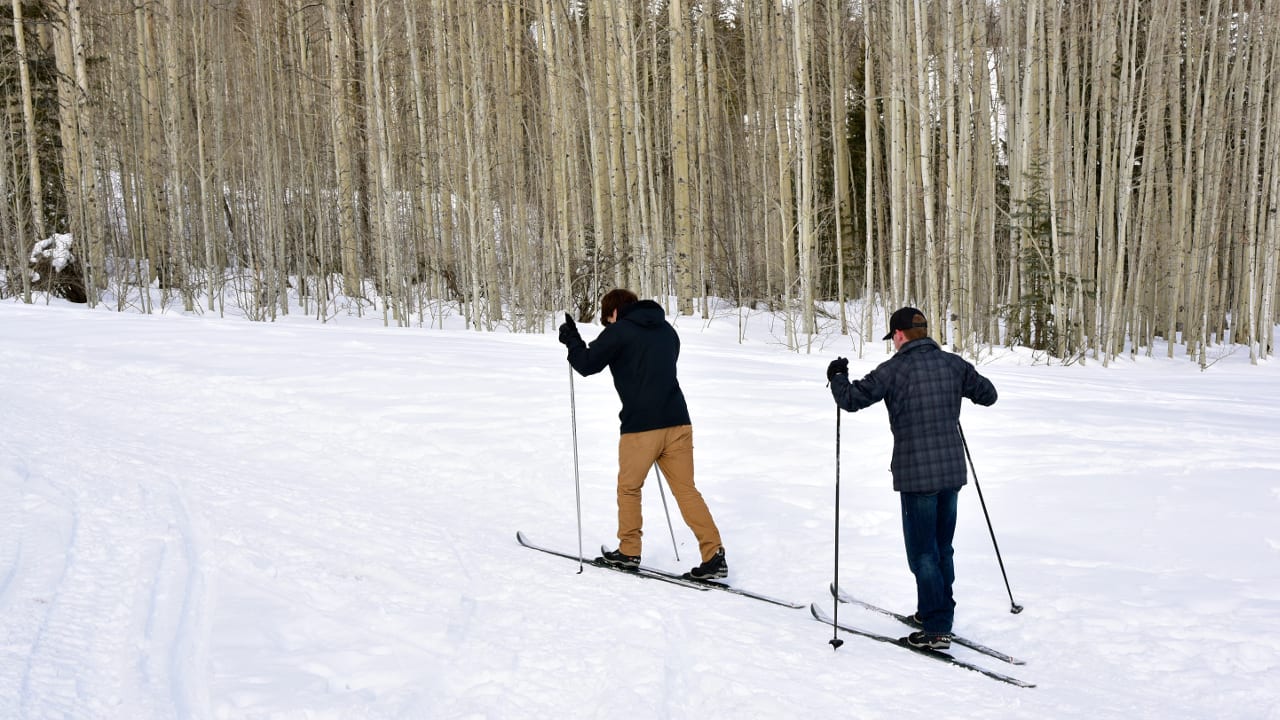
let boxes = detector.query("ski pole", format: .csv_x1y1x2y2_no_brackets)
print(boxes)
829,407,844,649
569,362,584,574
958,423,1023,614
650,464,681,562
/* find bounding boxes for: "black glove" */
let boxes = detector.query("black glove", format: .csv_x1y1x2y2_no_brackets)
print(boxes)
558,313,582,346
826,357,849,383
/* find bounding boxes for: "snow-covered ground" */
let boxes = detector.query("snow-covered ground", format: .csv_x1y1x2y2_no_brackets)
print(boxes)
2,299,1278,719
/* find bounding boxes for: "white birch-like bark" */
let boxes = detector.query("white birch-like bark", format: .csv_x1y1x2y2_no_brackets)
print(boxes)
911,0,940,331
12,0,43,239
52,0,102,297
793,0,816,337
327,0,361,297
669,0,694,315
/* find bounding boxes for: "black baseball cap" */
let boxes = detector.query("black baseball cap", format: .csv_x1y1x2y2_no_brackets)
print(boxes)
883,307,927,340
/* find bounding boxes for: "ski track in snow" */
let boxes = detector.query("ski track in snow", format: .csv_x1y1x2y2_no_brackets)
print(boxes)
0,421,206,718
2,303,1280,719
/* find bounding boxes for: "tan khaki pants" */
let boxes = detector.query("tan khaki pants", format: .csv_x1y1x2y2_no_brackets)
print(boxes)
616,425,722,562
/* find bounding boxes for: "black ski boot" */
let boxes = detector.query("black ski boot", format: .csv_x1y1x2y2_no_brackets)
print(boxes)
904,630,953,650
599,549,640,570
688,548,728,580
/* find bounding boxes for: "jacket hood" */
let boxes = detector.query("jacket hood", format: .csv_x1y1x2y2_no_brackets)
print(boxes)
620,299,667,328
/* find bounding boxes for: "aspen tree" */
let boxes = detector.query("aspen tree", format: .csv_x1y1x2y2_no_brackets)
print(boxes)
442,0,475,324
600,0,628,289
584,0,614,291
971,0,1001,345
909,0,939,333
941,0,962,349
326,0,361,298
498,1,536,329
362,0,395,324
793,0,817,336
1239,10,1271,361
468,3,504,328
640,10,666,300
1053,1,1083,354
1257,14,1280,358
630,6,660,300
860,2,885,348
1167,0,1201,357
1102,0,1147,362
1190,1,1229,366
742,2,776,303
136,2,171,297
162,0,194,309
884,1,910,308
191,5,219,312
11,0,42,240
1126,1,1178,356
695,0,714,320
51,0,101,297
536,0,574,314
104,4,143,310
669,0,695,315
1044,0,1070,358
430,0,460,307
610,1,645,293
829,0,854,336
401,0,430,322
733,3,758,304
1,96,28,301
771,3,797,344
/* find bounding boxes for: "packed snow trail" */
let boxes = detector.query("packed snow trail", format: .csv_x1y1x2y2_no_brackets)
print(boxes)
2,301,1279,719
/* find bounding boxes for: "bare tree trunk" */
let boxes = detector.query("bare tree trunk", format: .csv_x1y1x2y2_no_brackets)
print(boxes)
536,0,567,312
12,0,44,240
793,0,816,337
583,0,613,295
885,2,911,309
611,2,644,293
327,0,361,298
1258,16,1280,358
910,0,940,331
669,0,694,314
1240,13,1271,362
192,6,219,311
829,0,853,336
862,5,882,351
1,106,30,302
52,0,102,298
770,4,797,345
640,12,664,300
695,2,715,319
162,0,194,308
361,0,403,325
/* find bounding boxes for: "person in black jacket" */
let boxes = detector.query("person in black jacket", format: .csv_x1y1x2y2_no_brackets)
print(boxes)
826,307,998,649
559,289,727,580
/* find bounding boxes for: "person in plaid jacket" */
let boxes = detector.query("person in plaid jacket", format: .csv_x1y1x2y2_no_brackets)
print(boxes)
826,307,998,650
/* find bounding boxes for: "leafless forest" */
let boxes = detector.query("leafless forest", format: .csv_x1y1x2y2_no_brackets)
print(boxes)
2,1,1277,364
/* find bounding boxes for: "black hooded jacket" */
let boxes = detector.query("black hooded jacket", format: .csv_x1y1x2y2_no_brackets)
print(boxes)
566,300,691,434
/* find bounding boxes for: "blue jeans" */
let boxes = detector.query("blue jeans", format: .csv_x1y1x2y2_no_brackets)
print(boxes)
900,489,959,634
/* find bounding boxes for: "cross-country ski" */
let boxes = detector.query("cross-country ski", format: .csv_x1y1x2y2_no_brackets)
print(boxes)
811,604,1034,689
830,584,1025,665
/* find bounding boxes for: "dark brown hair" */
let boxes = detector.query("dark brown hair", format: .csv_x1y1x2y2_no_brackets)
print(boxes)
600,288,639,325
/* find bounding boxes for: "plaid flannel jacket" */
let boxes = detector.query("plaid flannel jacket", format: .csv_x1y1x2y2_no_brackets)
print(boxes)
831,338,997,493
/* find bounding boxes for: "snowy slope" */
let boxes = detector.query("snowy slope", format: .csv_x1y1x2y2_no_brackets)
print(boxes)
1,300,1278,719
